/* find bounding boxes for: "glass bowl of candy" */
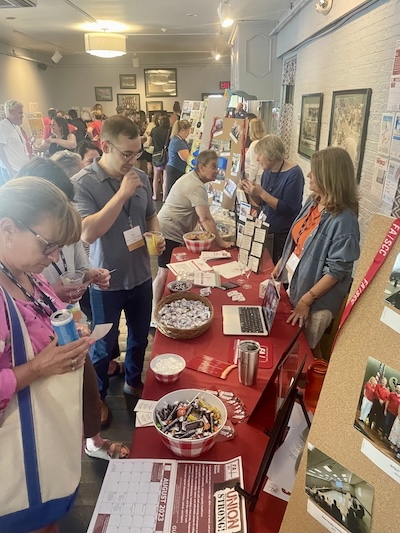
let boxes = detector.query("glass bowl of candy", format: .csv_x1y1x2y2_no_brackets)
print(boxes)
150,353,186,383
167,280,193,292
153,389,227,457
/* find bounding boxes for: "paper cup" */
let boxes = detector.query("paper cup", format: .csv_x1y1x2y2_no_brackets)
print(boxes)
60,270,85,287
145,231,163,256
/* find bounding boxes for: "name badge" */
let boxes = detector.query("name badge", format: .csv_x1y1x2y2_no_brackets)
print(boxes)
285,252,300,286
123,225,144,252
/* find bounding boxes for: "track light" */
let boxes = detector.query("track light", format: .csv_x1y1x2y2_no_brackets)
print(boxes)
51,48,63,64
217,1,234,28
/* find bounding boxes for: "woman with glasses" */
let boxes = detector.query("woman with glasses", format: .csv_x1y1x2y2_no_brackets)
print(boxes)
35,116,77,157
0,177,90,533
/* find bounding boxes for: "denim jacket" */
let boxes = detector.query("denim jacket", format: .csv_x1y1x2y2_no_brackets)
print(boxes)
278,198,360,316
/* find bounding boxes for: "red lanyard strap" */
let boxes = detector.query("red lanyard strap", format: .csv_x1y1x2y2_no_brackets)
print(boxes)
336,218,400,339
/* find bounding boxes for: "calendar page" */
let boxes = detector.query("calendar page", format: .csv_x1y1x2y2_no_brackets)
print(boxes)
87,456,247,533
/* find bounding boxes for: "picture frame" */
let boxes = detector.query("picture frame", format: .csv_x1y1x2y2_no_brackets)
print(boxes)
119,74,137,90
328,88,372,182
298,93,323,159
146,101,163,113
144,68,177,98
117,94,140,111
94,87,113,102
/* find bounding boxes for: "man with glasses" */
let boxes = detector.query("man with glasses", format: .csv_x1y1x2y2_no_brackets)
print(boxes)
72,115,165,422
0,100,30,183
152,149,232,321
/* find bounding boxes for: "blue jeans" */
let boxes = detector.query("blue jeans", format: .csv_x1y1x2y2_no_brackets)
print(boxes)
89,279,152,399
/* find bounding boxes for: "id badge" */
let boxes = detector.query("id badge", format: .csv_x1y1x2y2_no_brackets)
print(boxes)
285,252,300,286
123,225,144,252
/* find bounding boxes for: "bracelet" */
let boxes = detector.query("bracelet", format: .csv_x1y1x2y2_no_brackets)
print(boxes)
309,289,318,300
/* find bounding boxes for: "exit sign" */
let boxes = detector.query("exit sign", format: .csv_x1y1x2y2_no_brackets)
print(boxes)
219,81,230,90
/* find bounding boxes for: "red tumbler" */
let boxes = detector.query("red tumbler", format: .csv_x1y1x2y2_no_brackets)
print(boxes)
304,360,328,411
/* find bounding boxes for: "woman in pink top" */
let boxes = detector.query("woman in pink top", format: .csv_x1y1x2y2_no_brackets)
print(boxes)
0,177,91,533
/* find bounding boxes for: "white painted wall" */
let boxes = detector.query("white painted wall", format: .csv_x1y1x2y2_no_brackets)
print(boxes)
276,0,400,243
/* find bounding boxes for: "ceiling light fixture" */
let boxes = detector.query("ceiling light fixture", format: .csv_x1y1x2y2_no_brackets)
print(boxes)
51,48,63,64
315,0,333,15
217,1,234,28
84,32,126,58
132,53,139,68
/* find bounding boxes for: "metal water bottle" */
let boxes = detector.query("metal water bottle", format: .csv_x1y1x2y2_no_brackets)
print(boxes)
237,340,260,386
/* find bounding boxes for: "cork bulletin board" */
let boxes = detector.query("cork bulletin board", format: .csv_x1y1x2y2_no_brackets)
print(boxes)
280,214,400,533
209,117,247,211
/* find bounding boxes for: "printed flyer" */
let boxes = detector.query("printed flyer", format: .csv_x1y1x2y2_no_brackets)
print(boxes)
87,457,247,533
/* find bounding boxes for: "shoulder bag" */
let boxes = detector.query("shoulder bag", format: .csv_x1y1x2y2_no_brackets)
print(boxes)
0,288,83,533
152,128,171,167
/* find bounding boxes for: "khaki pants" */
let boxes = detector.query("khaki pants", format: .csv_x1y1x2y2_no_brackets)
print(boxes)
304,310,333,349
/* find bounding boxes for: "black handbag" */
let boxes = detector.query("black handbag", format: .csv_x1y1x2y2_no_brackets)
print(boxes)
152,128,170,167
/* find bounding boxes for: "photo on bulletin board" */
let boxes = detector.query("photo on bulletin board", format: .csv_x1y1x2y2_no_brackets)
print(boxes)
354,356,400,482
117,94,140,110
380,251,400,334
305,444,374,533
377,113,394,156
298,93,323,159
94,87,113,102
328,88,372,182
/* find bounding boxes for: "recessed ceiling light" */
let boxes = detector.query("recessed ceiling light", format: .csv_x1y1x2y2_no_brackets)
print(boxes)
186,13,198,17
161,28,167,32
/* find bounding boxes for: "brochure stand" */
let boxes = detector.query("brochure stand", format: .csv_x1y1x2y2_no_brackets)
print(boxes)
235,354,310,511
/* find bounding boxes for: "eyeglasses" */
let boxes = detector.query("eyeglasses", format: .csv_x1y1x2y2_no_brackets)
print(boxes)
17,220,61,256
108,142,143,161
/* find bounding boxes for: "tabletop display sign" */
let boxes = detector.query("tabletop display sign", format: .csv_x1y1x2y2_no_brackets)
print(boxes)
87,456,247,533
236,208,270,273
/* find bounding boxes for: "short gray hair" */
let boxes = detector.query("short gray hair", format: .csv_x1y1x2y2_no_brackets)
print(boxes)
5,100,23,116
50,150,83,179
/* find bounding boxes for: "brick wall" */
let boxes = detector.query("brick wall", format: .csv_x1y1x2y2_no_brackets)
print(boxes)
278,0,400,245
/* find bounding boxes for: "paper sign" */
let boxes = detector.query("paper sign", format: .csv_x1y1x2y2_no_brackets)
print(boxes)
250,241,263,258
307,500,348,533
134,400,157,413
90,323,112,341
361,438,400,484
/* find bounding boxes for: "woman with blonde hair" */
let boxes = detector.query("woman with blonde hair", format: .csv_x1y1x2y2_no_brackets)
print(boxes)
241,133,304,263
0,177,91,532
245,117,266,184
165,119,191,197
272,146,360,354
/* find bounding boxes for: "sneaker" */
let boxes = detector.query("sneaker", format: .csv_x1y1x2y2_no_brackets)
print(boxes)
123,381,144,398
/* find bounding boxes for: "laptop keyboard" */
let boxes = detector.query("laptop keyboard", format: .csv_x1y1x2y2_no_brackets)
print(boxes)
239,307,264,334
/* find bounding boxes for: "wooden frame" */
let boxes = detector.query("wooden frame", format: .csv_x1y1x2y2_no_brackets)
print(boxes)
328,88,372,182
119,74,137,89
116,93,140,111
298,93,323,159
94,87,113,102
146,101,163,113
144,68,177,97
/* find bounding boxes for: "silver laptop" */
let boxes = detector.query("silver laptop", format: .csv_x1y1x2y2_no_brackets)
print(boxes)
222,278,281,336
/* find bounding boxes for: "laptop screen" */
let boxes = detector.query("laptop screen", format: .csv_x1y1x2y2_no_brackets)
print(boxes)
261,277,281,334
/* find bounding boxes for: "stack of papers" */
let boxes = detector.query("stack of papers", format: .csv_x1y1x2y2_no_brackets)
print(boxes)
134,399,156,427
193,271,221,287
200,250,232,261
166,258,212,276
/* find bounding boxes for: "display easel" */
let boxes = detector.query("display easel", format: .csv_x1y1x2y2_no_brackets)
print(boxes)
236,354,310,511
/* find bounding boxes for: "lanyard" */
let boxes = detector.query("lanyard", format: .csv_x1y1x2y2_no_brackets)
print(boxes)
265,160,285,193
107,180,133,228
333,218,400,347
52,249,67,275
0,261,57,316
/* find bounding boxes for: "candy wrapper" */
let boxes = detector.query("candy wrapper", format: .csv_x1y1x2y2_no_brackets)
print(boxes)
206,389,248,425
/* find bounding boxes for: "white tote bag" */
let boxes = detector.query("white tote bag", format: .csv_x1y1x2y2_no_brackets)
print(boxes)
0,288,83,533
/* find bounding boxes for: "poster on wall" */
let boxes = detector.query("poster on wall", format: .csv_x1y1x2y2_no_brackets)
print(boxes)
370,156,388,199
382,159,400,207
387,40,400,112
355,356,400,484
327,88,372,182
390,112,400,160
298,93,323,159
377,113,394,156
305,444,374,533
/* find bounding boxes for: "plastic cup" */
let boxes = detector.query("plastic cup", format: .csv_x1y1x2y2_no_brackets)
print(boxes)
60,270,85,288
145,231,163,256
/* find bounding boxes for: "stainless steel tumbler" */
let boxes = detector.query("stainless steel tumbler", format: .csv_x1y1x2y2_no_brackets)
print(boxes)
237,340,260,386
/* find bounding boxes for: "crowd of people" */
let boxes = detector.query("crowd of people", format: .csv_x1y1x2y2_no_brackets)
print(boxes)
0,95,363,531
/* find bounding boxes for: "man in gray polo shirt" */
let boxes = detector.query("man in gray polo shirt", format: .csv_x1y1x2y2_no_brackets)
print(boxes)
72,115,165,418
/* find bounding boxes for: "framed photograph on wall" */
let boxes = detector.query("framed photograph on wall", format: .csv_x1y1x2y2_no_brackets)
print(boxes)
119,74,137,89
94,87,113,102
298,93,323,159
117,94,140,110
146,101,163,113
328,88,372,181
144,68,177,97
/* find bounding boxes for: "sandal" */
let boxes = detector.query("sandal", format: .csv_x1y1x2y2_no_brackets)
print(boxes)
85,439,130,461
108,360,125,377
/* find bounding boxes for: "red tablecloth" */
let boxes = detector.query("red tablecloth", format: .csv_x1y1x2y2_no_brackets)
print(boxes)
130,247,314,532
